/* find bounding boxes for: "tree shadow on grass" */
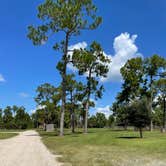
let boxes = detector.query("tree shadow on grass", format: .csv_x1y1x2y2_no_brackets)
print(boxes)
117,136,140,139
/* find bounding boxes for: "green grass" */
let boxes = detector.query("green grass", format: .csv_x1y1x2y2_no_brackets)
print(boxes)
0,129,26,132
0,132,18,139
38,128,166,166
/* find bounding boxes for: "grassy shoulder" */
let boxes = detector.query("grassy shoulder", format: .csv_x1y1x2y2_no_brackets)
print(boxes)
0,132,18,139
38,128,166,166
0,129,26,132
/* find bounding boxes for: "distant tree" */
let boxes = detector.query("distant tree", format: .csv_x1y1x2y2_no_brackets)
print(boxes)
35,83,60,126
108,115,115,128
32,109,45,128
96,113,107,128
128,98,151,138
153,107,163,130
112,102,129,130
144,55,166,131
72,42,110,133
120,57,144,102
28,0,102,136
112,58,145,130
3,106,14,129
155,78,166,132
0,108,3,128
88,115,97,128
66,74,85,133
15,106,32,129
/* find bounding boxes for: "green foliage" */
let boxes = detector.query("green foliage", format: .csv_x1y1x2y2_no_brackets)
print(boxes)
88,113,107,128
3,106,14,129
88,115,97,128
119,57,144,103
153,107,163,127
27,0,102,136
0,106,33,129
28,0,102,46
108,115,115,128
115,55,166,131
128,98,151,129
34,83,61,126
15,107,32,129
96,113,107,128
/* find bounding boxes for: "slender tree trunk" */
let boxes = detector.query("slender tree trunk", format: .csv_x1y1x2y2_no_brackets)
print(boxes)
162,96,166,133
71,110,75,133
124,120,128,130
139,128,143,138
84,71,91,134
59,33,69,136
149,75,153,132
84,101,89,134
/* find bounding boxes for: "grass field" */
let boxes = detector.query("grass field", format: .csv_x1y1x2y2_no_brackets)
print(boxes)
38,128,166,166
0,132,18,139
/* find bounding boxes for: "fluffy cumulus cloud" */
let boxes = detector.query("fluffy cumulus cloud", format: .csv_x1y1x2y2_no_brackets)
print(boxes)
0,74,5,82
101,33,141,82
67,33,141,82
19,92,29,98
96,105,111,118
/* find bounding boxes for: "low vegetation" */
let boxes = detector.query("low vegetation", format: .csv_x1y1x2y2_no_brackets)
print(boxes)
39,128,166,166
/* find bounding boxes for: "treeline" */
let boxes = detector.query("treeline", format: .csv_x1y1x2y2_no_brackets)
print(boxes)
112,55,166,137
0,106,33,129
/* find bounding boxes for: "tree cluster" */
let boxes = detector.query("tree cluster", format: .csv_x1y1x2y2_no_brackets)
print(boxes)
0,106,33,129
112,55,166,137
28,0,110,135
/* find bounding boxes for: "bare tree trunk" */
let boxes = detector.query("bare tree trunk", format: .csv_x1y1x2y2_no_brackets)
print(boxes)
84,101,89,134
162,97,166,133
71,111,75,133
149,76,153,132
59,33,69,136
139,128,143,138
84,68,92,134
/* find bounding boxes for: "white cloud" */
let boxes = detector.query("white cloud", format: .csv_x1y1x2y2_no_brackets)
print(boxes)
0,74,5,82
19,92,29,98
96,105,111,118
101,33,141,82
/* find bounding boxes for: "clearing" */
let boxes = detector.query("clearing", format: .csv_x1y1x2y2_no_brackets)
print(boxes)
39,128,166,166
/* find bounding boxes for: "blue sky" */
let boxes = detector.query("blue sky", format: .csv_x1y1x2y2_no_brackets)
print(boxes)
0,0,166,116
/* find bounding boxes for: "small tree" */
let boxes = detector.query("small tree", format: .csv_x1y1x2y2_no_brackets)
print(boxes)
15,106,31,129
66,74,85,133
108,115,115,128
3,106,14,129
35,83,60,127
72,42,110,133
96,113,107,128
128,98,151,138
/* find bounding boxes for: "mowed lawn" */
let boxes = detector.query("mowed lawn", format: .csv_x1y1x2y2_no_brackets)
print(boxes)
0,132,18,139
39,128,166,166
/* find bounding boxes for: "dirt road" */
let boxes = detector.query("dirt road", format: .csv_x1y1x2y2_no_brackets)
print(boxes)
0,130,62,166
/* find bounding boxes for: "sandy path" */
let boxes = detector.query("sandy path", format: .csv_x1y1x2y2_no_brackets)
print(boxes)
0,130,62,166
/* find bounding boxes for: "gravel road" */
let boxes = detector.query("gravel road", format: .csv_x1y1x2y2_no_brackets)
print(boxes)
0,130,62,166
